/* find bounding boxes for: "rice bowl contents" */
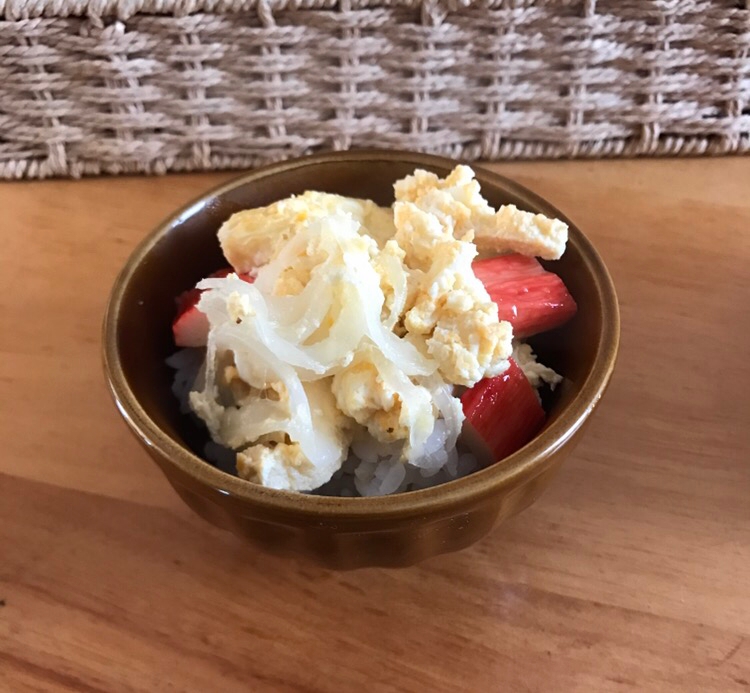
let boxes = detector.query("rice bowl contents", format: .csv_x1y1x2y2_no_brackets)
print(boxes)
168,165,577,496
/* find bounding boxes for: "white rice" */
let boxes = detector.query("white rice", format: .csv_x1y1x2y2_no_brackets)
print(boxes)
165,348,205,414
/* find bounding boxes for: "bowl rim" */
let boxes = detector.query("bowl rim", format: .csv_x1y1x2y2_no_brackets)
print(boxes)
103,149,620,521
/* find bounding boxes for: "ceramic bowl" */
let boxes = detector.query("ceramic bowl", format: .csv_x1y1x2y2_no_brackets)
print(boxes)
103,150,619,569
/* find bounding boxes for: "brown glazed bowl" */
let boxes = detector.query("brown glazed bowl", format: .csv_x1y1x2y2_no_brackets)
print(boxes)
103,150,619,569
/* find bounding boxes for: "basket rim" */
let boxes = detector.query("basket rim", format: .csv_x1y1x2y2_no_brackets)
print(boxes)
2,0,478,21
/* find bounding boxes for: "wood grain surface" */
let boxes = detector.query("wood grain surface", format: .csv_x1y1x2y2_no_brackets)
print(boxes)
1,159,749,693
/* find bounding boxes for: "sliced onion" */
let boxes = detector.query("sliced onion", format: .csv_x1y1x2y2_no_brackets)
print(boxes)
377,249,408,329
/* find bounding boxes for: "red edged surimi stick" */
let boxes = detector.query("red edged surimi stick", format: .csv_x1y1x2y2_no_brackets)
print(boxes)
460,358,546,465
473,254,577,338
173,268,254,347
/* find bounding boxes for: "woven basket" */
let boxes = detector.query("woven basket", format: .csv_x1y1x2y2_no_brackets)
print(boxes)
2,0,748,178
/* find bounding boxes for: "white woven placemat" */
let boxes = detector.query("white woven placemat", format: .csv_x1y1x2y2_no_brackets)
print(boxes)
1,0,748,178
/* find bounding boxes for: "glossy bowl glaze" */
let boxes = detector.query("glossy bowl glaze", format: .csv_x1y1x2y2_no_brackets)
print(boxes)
103,150,619,569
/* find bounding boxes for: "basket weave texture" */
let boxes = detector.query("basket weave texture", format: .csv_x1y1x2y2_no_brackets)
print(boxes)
2,0,749,178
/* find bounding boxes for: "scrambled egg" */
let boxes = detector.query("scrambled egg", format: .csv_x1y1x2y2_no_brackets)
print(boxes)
478,205,569,261
237,442,314,490
395,165,568,260
331,344,434,456
235,379,351,492
394,169,513,385
400,239,512,385
194,166,568,491
219,191,395,274
332,348,408,442
512,342,563,392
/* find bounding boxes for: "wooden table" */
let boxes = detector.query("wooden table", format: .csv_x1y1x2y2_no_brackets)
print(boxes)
1,158,748,692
